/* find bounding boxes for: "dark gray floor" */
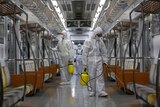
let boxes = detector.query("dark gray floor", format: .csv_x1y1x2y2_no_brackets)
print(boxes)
19,64,147,107
19,74,146,107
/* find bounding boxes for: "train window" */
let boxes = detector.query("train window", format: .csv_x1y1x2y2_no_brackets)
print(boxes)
29,33,39,59
0,17,4,60
42,39,45,58
21,32,30,59
151,13,160,36
8,22,16,59
0,24,4,44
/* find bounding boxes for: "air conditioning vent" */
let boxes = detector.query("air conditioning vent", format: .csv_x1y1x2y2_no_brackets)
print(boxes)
76,28,82,34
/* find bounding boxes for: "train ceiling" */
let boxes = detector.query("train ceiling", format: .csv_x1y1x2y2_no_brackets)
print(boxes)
15,0,141,34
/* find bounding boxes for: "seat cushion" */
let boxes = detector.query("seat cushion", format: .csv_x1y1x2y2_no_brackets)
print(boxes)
3,89,23,107
127,83,156,105
44,73,50,81
147,94,156,105
4,84,33,95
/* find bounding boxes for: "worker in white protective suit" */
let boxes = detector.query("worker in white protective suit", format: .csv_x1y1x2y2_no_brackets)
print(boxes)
56,30,72,85
64,32,75,80
61,31,74,61
75,44,83,73
82,27,108,97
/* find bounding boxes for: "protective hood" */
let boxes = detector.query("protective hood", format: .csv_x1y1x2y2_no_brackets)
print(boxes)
91,27,103,39
78,44,81,47
77,44,82,49
57,34,63,41
62,30,68,39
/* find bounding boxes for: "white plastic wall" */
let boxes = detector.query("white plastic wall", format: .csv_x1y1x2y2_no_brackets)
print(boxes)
152,35,160,64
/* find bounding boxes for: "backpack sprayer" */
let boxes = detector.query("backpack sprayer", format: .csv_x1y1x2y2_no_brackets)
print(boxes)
68,61,74,74
79,63,109,93
80,68,89,86
68,60,108,92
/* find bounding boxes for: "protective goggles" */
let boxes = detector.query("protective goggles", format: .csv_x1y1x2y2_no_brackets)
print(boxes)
96,33,102,37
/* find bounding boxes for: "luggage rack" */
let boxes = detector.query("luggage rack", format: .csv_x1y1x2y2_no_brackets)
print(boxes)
0,0,30,106
134,0,160,14
0,0,23,16
21,23,45,33
114,21,138,31
127,0,160,106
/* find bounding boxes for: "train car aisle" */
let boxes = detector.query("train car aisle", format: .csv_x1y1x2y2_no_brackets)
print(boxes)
19,65,143,107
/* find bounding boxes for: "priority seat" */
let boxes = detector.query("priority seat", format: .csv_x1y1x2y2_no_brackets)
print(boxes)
1,62,33,107
127,64,159,106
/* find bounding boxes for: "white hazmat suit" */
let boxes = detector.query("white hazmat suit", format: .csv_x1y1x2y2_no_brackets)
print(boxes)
75,44,83,73
56,31,72,85
62,31,74,61
82,27,108,97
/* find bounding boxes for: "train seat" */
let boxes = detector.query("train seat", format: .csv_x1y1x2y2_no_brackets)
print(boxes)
20,60,44,90
116,59,141,90
127,64,159,106
1,63,33,107
39,60,57,82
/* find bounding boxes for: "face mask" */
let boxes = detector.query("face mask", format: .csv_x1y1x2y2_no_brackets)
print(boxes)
97,33,102,37
61,35,65,40
95,35,100,40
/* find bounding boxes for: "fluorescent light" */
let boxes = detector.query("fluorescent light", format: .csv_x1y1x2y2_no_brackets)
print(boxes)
51,0,66,29
99,0,106,6
59,13,63,18
51,0,58,7
97,6,101,12
91,21,96,30
95,12,100,18
61,18,65,22
91,0,106,29
55,7,61,13
93,18,97,22
97,6,103,13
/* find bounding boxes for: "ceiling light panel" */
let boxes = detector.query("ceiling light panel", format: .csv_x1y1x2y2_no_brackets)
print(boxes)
51,0,66,29
91,0,106,30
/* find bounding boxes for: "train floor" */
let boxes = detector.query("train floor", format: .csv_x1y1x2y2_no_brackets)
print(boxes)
19,67,149,107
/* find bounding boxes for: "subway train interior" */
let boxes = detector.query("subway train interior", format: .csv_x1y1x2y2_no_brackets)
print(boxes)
0,0,160,107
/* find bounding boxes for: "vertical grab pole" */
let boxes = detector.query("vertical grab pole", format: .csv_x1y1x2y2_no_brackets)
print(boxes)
23,13,38,95
113,28,117,80
132,3,144,99
156,51,160,107
107,30,115,80
119,22,123,67
115,22,122,86
48,39,56,79
129,8,137,98
13,10,27,102
43,31,51,80
0,64,3,107
122,9,134,93
37,30,45,81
